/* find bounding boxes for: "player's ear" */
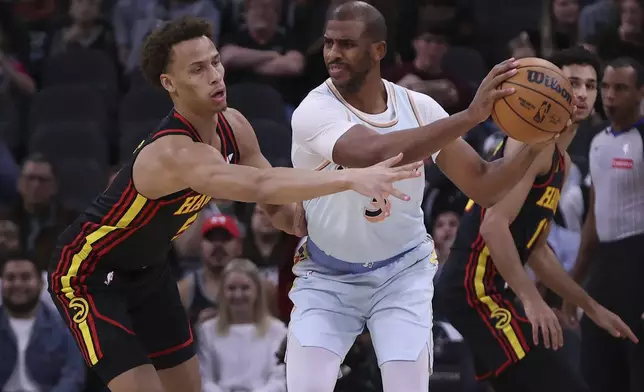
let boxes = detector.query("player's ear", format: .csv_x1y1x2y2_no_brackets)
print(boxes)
160,74,176,93
372,41,386,62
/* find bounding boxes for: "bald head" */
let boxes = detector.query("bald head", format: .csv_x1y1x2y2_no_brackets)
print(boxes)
328,1,387,43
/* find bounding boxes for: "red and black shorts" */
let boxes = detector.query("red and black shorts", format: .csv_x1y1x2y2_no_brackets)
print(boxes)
47,232,195,385
436,249,588,392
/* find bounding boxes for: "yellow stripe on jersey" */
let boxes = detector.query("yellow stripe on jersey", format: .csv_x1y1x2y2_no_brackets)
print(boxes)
474,246,526,360
60,193,148,365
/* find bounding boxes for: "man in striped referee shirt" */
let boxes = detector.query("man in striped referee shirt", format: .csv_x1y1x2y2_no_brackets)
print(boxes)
564,57,644,392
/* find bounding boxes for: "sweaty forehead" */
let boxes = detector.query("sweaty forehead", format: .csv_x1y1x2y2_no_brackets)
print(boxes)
170,36,217,68
325,20,367,40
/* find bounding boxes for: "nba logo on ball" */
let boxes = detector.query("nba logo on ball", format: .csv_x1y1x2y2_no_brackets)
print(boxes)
533,101,552,123
491,57,573,144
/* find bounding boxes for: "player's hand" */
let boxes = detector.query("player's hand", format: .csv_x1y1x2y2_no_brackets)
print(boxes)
347,153,423,214
585,304,639,344
467,58,520,124
523,297,564,350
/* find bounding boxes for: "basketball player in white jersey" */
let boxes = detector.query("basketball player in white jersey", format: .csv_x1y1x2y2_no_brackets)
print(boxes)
285,2,558,392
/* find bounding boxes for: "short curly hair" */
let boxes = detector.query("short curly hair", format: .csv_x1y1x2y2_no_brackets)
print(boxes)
140,16,214,89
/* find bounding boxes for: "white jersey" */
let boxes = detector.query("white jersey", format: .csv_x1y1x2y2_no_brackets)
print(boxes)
291,79,448,263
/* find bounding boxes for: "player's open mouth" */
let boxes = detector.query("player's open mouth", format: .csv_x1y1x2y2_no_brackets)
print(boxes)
328,64,347,77
210,90,226,102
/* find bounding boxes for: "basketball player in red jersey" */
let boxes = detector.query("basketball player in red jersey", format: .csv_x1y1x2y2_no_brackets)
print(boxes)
46,17,426,392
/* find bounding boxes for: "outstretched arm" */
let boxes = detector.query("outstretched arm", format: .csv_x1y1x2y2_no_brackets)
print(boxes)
155,135,421,206
528,240,638,343
292,59,519,169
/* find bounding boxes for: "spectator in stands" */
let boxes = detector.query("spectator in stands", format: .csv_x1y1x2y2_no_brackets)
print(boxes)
0,153,77,271
588,0,644,65
112,0,221,75
198,259,287,392
0,253,85,392
432,209,460,265
385,25,474,114
0,220,19,258
0,29,37,96
220,0,306,107
178,214,244,326
242,203,299,285
10,0,62,77
513,0,580,59
48,0,119,63
578,0,622,44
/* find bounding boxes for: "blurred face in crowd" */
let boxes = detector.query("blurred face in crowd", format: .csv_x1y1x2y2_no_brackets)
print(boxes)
161,37,227,113
324,19,383,93
432,211,459,252
601,65,643,125
70,0,101,25
222,270,258,318
201,229,241,274
0,220,20,253
621,0,643,35
552,0,579,25
413,32,448,71
251,204,279,237
18,160,57,210
2,259,42,317
562,64,598,121
246,0,280,36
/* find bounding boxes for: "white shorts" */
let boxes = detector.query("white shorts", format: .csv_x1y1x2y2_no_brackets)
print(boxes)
287,237,438,368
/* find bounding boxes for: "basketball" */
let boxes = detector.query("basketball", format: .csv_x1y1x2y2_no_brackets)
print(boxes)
492,57,574,144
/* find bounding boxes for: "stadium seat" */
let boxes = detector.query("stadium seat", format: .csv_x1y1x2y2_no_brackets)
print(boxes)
249,118,292,167
119,85,173,125
226,83,288,125
29,121,109,166
56,158,108,211
28,85,107,135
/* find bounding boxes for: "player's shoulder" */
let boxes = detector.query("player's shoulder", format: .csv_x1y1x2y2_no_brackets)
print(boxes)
294,80,345,112
292,80,349,129
388,81,449,123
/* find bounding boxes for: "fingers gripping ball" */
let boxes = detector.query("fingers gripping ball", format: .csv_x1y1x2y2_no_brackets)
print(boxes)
492,57,574,143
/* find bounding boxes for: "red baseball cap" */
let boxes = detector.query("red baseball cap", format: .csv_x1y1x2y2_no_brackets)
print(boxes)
201,214,241,238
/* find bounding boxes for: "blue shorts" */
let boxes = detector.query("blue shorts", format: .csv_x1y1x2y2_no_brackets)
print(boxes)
287,236,438,369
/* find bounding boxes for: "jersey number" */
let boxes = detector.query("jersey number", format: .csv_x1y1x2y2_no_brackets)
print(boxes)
172,213,198,240
364,197,391,223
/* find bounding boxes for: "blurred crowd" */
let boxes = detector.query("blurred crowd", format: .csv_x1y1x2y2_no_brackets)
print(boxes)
0,0,643,391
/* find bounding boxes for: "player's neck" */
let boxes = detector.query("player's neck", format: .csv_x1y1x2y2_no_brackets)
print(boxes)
340,74,388,115
172,103,217,142
610,111,642,132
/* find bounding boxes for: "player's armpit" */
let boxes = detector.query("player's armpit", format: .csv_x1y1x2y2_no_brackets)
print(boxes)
435,137,541,207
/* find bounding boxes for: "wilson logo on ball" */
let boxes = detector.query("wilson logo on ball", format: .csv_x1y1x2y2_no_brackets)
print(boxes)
526,71,572,105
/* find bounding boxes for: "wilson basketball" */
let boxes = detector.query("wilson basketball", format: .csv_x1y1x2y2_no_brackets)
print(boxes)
492,57,574,144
